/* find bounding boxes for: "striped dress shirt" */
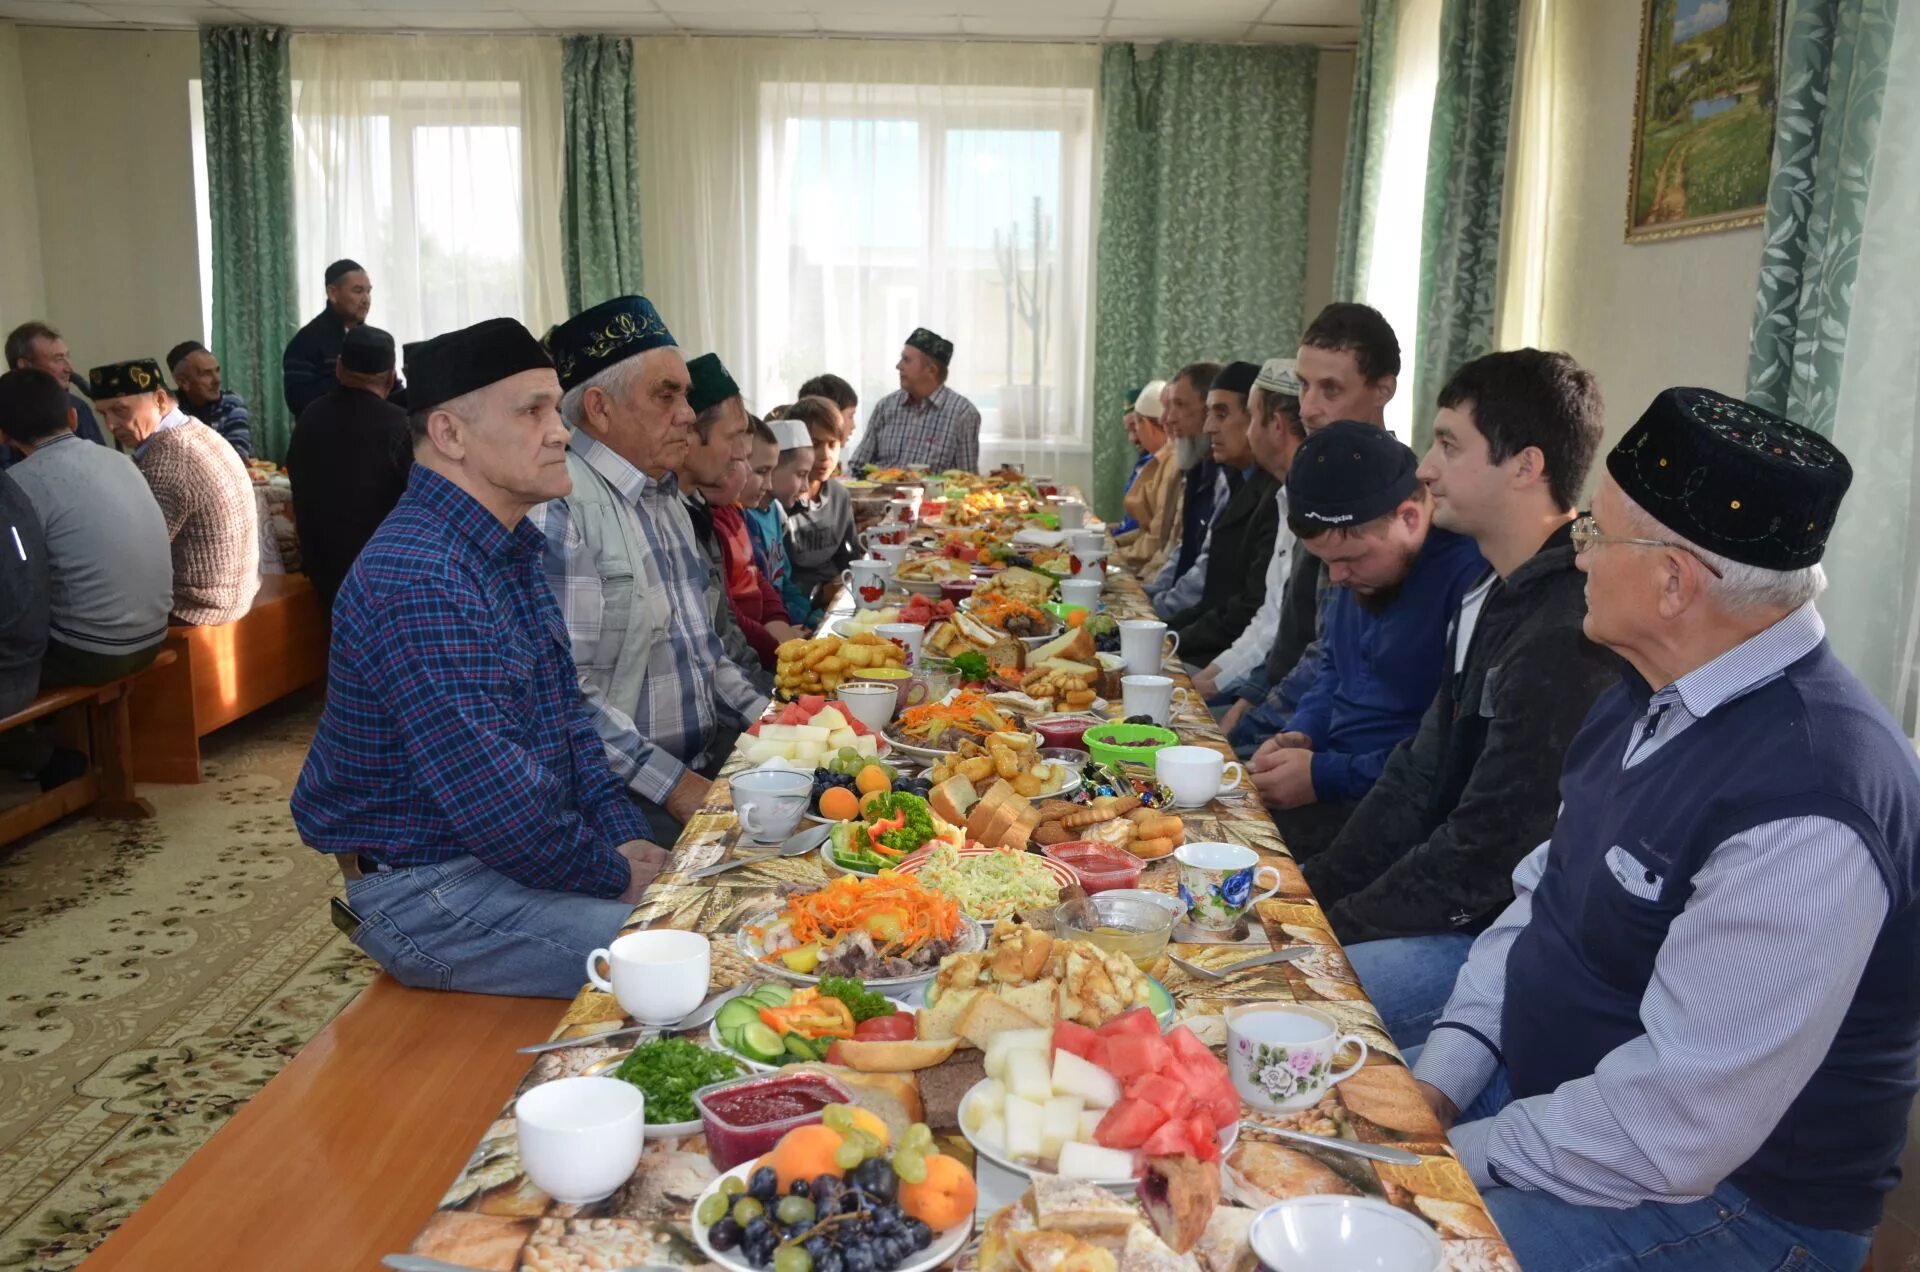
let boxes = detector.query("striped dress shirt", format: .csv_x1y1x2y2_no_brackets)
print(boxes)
845,385,981,474
533,436,766,806
1414,603,1890,1207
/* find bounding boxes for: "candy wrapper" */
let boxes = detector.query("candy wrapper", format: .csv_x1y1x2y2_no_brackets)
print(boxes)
1075,758,1174,809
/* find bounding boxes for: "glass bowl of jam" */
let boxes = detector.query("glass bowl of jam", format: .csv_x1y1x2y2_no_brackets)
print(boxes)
693,1070,853,1171
1041,839,1144,895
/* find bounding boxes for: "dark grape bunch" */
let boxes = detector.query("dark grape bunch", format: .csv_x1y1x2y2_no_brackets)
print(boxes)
700,1160,934,1272
1092,629,1121,654
1124,714,1156,726
892,774,933,799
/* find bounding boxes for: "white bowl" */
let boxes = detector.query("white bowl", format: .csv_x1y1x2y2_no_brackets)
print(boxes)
1249,1196,1443,1272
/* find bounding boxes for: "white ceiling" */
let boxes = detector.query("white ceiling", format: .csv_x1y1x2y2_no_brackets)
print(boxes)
0,0,1360,42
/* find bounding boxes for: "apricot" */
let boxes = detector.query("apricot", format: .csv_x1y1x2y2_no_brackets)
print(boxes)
897,1153,976,1230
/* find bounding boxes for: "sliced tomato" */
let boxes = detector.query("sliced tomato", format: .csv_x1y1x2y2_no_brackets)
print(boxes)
854,1013,917,1042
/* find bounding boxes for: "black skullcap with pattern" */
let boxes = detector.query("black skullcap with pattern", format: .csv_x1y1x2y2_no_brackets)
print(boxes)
1606,387,1852,569
89,358,170,400
906,327,953,368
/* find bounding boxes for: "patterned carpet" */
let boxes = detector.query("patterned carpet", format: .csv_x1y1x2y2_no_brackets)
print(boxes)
0,690,373,1270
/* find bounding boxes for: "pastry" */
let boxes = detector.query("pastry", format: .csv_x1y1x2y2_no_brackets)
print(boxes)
1221,1142,1359,1207
1139,1156,1220,1253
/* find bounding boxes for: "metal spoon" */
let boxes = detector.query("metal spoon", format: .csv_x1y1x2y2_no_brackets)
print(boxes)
1237,1121,1423,1166
690,822,835,879
517,988,737,1055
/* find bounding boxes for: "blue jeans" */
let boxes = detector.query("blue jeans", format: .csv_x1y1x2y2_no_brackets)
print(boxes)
344,855,634,999
1343,933,1475,1051
1399,1045,1872,1272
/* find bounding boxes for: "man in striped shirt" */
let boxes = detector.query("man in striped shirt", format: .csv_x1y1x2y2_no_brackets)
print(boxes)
1410,389,1917,1271
534,297,768,847
844,328,979,474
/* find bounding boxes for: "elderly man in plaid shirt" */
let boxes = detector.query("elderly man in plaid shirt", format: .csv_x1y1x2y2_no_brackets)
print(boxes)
534,296,769,847
844,327,980,474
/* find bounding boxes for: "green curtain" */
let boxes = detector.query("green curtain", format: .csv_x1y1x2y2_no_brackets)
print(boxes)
1090,42,1317,516
1409,0,1519,456
1745,0,1898,437
200,27,297,461
561,35,644,314
1332,0,1399,303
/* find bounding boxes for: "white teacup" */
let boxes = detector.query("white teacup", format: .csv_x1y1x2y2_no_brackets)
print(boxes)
516,1076,647,1204
888,497,918,523
874,622,924,667
585,929,712,1024
1067,528,1106,557
1121,674,1192,726
1058,578,1103,612
842,557,894,610
1053,499,1086,530
871,542,911,569
1176,841,1282,931
836,682,898,732
863,522,910,550
1119,619,1179,676
729,768,812,844
1154,745,1246,807
1226,1003,1370,1112
1069,549,1108,580
896,486,925,516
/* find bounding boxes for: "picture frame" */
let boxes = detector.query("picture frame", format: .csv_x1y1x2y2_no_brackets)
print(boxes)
1625,0,1786,243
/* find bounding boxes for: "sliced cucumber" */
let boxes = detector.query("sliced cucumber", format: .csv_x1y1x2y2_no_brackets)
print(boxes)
737,1021,785,1063
783,1034,817,1062
751,984,792,1006
715,998,763,1034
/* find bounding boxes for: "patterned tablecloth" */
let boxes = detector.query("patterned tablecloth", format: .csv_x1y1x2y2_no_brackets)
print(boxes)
403,509,1518,1272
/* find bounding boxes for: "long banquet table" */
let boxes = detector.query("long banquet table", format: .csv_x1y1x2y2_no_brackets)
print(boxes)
401,516,1518,1271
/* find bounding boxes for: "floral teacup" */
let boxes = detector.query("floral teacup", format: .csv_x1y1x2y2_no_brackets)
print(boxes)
1226,1004,1369,1111
1175,842,1282,932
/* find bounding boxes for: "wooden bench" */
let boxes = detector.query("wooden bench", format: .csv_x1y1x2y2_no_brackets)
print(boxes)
129,573,330,784
0,648,177,847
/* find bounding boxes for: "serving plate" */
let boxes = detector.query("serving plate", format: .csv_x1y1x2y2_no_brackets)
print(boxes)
580,1051,727,1139
690,1159,972,1272
888,845,1078,925
883,719,1038,762
956,1079,1237,1187
709,993,919,1073
736,910,987,992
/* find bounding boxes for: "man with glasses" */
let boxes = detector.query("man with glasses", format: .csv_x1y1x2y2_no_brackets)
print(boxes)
1408,388,1920,1271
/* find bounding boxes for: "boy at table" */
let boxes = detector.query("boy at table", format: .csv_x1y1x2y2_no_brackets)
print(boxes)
292,318,668,1000
1411,390,1920,1271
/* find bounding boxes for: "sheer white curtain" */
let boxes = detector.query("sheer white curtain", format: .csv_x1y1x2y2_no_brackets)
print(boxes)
290,35,567,353
1494,0,1554,351
632,38,1099,487
1822,2,1920,738
1360,0,1445,443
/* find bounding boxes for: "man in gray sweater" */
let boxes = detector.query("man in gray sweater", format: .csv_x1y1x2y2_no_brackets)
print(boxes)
0,369,172,683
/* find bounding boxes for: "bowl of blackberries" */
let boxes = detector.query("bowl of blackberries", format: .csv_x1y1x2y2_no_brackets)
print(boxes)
691,1114,974,1272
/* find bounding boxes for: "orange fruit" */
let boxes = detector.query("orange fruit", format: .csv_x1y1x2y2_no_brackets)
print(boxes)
847,1107,891,1149
764,1124,845,1191
819,787,861,821
855,764,892,796
1066,608,1087,628
861,789,891,817
898,1153,976,1230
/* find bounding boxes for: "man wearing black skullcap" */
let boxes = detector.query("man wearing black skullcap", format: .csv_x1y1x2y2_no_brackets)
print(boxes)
166,340,252,459
292,317,670,998
1247,421,1486,858
843,327,980,473
1157,361,1284,666
282,258,393,417
284,325,411,610
1409,389,1919,1272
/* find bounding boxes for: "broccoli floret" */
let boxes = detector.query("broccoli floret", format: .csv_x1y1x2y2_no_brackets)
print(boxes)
871,792,936,855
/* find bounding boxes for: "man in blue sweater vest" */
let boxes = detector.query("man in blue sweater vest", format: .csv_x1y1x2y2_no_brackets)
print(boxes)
1410,388,1919,1271
1247,421,1487,859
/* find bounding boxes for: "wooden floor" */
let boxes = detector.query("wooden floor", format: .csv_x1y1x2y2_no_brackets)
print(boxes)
80,976,564,1272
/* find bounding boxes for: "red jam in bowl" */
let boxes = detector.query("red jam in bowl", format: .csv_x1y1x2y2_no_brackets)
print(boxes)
694,1072,852,1170
1042,840,1144,894
1033,715,1095,750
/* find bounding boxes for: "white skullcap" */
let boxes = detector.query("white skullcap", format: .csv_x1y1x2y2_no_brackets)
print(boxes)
1255,358,1302,397
1133,380,1168,419
770,418,813,451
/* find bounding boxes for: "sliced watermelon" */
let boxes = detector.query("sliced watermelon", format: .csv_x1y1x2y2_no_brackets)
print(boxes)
1202,1076,1241,1129
797,694,828,714
1085,1037,1109,1071
846,718,870,737
1093,1098,1167,1150
778,704,812,726
1139,1118,1196,1159
1096,1007,1161,1040
1126,1072,1192,1122
746,722,763,736
1164,1025,1218,1069
1186,1113,1222,1161
1102,1032,1173,1081
1053,1021,1101,1061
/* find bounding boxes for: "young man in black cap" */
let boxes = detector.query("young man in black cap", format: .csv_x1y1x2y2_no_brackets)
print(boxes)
293,316,668,999
678,352,775,693
1159,361,1283,666
1248,421,1486,859
283,258,381,417
1299,350,1616,1047
166,340,253,459
844,328,980,473
285,324,411,611
1409,389,1917,1272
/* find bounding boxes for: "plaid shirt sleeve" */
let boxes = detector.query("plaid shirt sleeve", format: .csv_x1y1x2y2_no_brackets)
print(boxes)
362,576,632,897
954,397,980,474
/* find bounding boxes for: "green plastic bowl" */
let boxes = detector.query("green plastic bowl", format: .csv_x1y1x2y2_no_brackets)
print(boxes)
1083,721,1180,770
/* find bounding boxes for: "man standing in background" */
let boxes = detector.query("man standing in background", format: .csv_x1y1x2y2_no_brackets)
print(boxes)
844,329,979,473
284,259,381,417
167,340,253,459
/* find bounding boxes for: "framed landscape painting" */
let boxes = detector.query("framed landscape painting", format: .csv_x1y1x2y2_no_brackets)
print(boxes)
1627,0,1785,242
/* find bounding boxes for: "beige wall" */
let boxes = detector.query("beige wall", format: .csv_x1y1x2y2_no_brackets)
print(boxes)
1303,48,1354,323
17,26,202,371
0,25,48,328
1531,0,1762,447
